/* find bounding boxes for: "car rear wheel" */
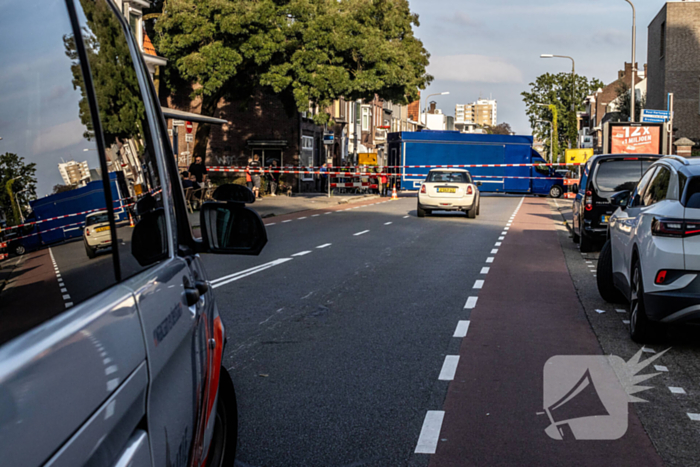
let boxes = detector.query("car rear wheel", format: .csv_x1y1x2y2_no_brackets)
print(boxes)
549,185,563,198
466,207,476,219
476,196,481,216
417,205,426,218
85,242,96,259
206,370,238,467
14,244,26,256
597,240,625,303
629,260,663,343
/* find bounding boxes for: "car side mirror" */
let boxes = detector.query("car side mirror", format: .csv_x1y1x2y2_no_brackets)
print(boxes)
200,202,267,255
610,190,631,209
212,184,256,204
132,208,168,266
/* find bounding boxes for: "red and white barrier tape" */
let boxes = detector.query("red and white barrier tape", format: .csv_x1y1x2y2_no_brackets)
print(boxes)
209,162,579,170
329,183,379,188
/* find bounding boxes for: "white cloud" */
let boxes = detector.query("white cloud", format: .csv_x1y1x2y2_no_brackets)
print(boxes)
32,118,87,155
428,55,524,84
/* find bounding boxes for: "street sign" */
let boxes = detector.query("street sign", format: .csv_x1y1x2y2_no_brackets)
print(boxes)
641,109,670,124
323,133,334,145
642,116,667,124
185,121,193,134
185,134,194,143
172,119,185,126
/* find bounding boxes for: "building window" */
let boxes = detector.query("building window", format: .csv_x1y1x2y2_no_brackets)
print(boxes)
300,136,314,181
362,107,370,131
660,21,665,59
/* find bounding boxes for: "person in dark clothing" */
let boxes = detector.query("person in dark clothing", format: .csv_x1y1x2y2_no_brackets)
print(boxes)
249,154,262,198
181,171,194,189
267,161,279,196
188,156,208,183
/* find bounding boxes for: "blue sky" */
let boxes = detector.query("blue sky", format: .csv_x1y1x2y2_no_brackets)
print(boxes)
411,0,667,134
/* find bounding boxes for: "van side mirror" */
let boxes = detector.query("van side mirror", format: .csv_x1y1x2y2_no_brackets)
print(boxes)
610,190,631,209
132,208,169,266
200,202,267,255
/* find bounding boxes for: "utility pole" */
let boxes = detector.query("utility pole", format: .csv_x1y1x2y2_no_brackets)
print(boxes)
623,0,637,122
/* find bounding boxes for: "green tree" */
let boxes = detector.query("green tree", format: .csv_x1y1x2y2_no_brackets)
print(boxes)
0,153,37,226
483,122,513,135
613,81,646,123
154,0,432,158
522,72,603,161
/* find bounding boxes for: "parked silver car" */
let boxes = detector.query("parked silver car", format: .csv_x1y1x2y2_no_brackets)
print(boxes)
0,1,263,466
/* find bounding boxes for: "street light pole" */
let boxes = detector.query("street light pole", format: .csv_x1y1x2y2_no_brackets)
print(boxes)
623,0,637,122
422,92,450,127
541,54,577,148
537,120,554,163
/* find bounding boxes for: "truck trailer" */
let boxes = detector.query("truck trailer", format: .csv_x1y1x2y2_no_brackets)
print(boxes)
386,131,564,197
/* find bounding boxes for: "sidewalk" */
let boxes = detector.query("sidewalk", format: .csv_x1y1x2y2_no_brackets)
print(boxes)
430,198,662,466
187,192,383,227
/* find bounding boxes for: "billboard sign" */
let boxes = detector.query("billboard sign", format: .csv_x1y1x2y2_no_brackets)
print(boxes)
608,123,663,155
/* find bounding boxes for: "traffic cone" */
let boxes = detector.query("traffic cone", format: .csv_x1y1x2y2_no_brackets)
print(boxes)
128,211,135,228
391,185,398,200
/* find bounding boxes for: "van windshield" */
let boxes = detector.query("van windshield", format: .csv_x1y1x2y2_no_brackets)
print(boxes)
594,160,653,193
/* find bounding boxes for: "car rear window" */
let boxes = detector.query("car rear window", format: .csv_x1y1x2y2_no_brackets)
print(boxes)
86,213,109,226
427,172,471,183
594,160,653,193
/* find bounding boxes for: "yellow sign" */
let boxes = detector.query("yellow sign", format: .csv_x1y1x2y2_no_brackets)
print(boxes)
358,153,378,166
565,149,594,165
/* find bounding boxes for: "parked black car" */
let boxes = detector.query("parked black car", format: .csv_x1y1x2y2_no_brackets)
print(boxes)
572,154,661,252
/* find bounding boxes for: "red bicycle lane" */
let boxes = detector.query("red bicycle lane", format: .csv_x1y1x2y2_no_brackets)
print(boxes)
428,198,662,467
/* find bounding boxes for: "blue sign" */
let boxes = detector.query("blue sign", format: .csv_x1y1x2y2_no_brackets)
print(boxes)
642,109,670,118
642,116,666,123
323,133,334,145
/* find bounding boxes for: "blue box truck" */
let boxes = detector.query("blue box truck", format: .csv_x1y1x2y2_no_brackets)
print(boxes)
386,131,564,197
4,172,130,256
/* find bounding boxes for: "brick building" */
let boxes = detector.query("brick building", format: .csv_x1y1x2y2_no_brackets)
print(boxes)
647,1,700,143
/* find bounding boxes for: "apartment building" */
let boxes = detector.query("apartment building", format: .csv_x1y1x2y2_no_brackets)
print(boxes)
58,160,90,187
455,99,498,127
647,1,700,142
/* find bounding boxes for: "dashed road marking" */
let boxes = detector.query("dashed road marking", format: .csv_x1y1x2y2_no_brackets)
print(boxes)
688,413,700,421
486,257,494,263
267,223,276,226
415,411,444,454
298,217,307,220
325,212,332,215
454,320,470,337
317,243,332,249
292,251,312,257
616,309,626,313
480,267,490,274
473,280,484,289
464,297,478,309
438,356,460,381
498,236,505,241
282,220,292,223
385,222,393,225
354,230,370,236
491,249,498,254
669,387,687,395
655,365,668,372
312,214,320,217
212,258,294,289
404,215,410,218
495,242,502,247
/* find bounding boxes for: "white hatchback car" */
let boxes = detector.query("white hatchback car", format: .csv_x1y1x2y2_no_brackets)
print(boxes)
418,169,481,218
83,211,112,259
597,156,700,342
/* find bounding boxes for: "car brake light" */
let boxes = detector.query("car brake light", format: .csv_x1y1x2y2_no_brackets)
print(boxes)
420,184,426,194
585,204,593,211
623,157,639,161
467,186,473,195
86,228,90,236
655,270,668,285
586,191,592,197
651,218,700,237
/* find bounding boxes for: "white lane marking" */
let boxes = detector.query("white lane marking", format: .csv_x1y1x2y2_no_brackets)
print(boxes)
454,320,470,337
506,223,512,226
486,257,494,263
586,261,592,264
298,217,307,220
404,215,410,218
491,249,499,254
105,365,118,375
504,227,510,231
211,258,294,289
317,243,332,249
623,320,630,324
292,251,312,257
688,413,700,421
354,230,370,236
103,358,112,365
655,365,668,372
588,265,595,268
438,355,460,381
669,387,687,395
616,309,626,313
498,236,505,241
282,220,292,223
60,288,68,293
642,347,656,354
415,411,445,454
312,214,320,217
65,302,73,308
495,242,502,247
62,294,71,300
266,223,276,226
464,297,478,309
385,222,393,225
480,267,490,274
595,309,606,314
324,212,332,215
57,274,61,278
501,231,507,236
473,280,484,289
107,379,119,391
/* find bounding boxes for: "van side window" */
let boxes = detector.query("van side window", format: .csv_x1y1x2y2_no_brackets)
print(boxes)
0,0,117,345
643,166,671,206
73,0,170,279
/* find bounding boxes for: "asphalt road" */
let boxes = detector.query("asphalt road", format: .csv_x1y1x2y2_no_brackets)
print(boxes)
202,194,521,467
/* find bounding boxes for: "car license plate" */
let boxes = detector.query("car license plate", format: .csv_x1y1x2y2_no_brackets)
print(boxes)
437,187,456,193
96,226,110,232
600,215,610,224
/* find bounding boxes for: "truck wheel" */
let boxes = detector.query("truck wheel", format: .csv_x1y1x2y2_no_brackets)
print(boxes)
466,207,476,219
629,260,664,344
579,233,594,253
597,240,625,303
14,245,26,256
549,185,563,198
85,242,96,259
206,369,238,467
417,205,426,218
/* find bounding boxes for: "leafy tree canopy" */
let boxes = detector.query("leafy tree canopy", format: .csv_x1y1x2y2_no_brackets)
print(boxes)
612,81,646,123
154,0,432,125
0,153,37,226
522,72,603,158
483,122,513,135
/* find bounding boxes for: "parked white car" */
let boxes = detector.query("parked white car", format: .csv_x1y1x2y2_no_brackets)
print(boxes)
83,211,112,259
597,156,700,342
417,169,481,218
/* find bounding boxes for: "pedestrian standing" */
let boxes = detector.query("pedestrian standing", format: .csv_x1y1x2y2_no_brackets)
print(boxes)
268,161,279,196
250,154,262,199
245,157,253,191
319,163,328,192
380,168,388,197
188,156,208,184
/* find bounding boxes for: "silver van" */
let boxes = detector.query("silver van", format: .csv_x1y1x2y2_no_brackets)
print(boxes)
0,1,264,465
